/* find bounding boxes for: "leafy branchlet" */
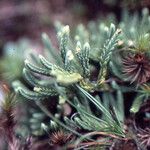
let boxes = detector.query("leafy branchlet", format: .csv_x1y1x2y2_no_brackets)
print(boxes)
98,24,121,84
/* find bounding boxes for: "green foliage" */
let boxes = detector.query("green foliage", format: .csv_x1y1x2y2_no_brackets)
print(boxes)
131,84,150,113
7,7,150,149
10,22,127,143
110,8,150,85
98,24,121,84
65,85,125,137
14,23,121,102
120,8,150,44
29,110,46,136
0,39,30,83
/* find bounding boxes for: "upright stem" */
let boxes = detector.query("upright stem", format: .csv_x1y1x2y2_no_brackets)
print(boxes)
97,65,107,85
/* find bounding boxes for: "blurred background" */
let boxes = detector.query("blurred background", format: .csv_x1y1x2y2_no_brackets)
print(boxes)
0,0,150,52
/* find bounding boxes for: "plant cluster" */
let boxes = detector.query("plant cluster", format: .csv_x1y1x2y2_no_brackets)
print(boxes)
0,7,150,150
